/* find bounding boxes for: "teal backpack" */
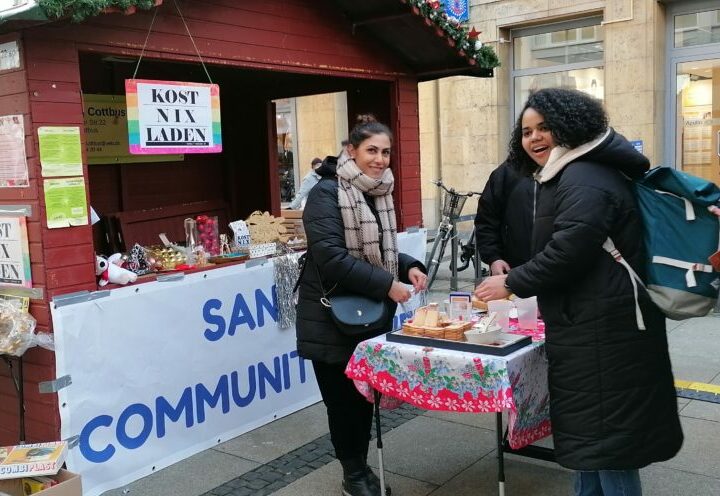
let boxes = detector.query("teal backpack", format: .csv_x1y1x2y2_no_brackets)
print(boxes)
603,167,720,329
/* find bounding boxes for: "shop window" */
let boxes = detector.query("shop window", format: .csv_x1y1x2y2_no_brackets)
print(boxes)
274,99,298,206
674,9,720,48
675,59,720,183
511,19,604,119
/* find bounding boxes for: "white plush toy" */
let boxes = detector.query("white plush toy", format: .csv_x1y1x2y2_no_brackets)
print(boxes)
96,254,138,286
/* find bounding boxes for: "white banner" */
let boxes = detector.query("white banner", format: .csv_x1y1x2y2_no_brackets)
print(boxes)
51,230,426,496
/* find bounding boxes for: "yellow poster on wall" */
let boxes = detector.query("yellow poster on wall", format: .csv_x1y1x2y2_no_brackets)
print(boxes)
83,94,183,164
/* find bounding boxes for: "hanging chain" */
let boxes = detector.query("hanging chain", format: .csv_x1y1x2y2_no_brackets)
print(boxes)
173,0,214,84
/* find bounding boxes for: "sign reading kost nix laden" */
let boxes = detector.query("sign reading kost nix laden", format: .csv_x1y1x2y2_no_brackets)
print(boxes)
125,79,222,154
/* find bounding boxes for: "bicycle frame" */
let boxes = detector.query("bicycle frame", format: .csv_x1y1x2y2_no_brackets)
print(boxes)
425,180,481,290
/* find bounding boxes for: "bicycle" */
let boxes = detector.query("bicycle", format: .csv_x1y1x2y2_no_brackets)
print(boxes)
425,180,482,290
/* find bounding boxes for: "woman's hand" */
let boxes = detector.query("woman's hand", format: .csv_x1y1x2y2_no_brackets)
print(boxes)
388,281,412,303
407,267,428,292
490,259,511,275
474,275,511,302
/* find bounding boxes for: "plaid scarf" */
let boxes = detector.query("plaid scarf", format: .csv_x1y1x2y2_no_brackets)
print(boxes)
336,155,399,280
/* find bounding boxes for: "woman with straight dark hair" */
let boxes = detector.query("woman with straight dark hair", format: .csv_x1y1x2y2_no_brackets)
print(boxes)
296,115,427,496
476,88,683,496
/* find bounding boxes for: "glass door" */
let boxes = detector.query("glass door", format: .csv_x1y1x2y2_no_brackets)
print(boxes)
675,58,720,184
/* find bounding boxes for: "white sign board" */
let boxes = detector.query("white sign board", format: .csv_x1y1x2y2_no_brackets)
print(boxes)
125,79,222,154
0,40,20,72
51,230,425,496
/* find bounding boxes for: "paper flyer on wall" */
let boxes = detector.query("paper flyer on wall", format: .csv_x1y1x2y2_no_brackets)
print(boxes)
0,216,32,289
43,177,89,228
38,126,83,177
0,115,29,187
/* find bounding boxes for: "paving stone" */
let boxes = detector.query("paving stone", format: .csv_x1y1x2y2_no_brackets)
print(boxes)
197,403,423,496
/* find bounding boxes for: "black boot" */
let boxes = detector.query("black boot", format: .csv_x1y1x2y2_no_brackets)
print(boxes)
361,448,391,496
340,457,377,496
364,465,391,496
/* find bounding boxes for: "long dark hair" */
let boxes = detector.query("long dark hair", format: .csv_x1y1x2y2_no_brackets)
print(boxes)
509,88,608,174
348,114,393,147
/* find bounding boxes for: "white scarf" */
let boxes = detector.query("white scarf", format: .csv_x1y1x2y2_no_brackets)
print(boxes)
335,154,399,279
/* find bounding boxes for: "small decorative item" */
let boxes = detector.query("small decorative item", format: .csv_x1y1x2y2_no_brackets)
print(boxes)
0,299,40,356
126,243,151,274
144,246,187,270
246,211,290,243
229,219,251,251
219,234,232,255
196,215,220,255
249,242,277,259
96,254,138,286
274,250,302,329
184,218,199,264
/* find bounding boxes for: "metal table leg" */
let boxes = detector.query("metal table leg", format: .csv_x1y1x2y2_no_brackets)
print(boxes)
496,412,505,496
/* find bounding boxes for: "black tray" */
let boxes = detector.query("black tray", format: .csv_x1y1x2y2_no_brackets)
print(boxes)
385,330,532,356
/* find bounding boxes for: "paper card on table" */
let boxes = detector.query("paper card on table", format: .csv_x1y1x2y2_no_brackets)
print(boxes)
0,115,29,187
43,177,89,229
38,126,83,177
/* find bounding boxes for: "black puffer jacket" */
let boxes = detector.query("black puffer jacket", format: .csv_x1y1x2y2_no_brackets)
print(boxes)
296,157,423,364
507,130,683,470
474,159,535,268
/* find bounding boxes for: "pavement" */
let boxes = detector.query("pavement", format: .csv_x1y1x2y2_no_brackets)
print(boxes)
103,264,720,496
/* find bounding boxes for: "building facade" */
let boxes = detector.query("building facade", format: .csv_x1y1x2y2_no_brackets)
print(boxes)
419,0,720,227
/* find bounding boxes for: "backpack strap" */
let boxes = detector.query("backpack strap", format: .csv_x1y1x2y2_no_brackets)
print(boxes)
651,256,715,288
602,237,647,331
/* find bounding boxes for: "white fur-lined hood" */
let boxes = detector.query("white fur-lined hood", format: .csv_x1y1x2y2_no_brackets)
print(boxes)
535,128,612,184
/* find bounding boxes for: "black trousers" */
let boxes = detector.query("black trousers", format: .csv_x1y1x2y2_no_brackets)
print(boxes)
312,360,374,461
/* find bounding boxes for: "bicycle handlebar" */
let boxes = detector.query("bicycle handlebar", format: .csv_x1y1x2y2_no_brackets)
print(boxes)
431,179,482,197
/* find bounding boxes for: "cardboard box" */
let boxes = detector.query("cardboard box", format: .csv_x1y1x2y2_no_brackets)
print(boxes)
0,469,81,496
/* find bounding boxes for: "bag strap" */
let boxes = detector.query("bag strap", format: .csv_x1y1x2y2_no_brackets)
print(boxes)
310,256,337,308
291,253,307,295
602,237,647,331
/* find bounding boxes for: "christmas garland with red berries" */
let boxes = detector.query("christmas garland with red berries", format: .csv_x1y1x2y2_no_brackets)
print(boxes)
405,0,500,69
38,0,160,22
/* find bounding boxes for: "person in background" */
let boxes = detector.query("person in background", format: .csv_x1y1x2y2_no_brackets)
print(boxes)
288,157,323,209
296,115,427,496
475,88,683,496
474,157,535,275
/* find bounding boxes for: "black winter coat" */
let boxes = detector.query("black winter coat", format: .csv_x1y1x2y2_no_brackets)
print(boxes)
296,158,422,364
506,130,683,470
474,159,535,268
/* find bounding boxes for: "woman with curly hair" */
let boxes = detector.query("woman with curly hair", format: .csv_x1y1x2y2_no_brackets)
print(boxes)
475,88,683,496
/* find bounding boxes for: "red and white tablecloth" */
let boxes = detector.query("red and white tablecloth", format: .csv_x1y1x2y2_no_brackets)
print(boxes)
345,319,551,449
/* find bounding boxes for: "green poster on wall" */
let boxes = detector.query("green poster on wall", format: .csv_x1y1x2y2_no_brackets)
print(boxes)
43,177,89,229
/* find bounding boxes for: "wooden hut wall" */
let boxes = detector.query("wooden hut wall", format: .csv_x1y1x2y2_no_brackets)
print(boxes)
0,0,422,444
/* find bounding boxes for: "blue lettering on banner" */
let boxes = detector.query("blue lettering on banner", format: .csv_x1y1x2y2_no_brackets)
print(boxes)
156,387,194,438
78,350,308,463
202,286,278,341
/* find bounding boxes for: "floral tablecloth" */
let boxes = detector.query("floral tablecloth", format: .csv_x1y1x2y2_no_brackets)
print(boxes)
345,319,551,449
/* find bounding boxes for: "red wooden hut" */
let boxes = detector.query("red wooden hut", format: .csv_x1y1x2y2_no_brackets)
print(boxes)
0,0,493,446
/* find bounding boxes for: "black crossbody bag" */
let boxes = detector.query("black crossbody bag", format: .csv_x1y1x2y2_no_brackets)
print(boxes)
293,252,390,337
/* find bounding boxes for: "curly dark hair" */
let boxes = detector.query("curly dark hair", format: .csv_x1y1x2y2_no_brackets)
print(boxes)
509,88,608,174
348,114,393,147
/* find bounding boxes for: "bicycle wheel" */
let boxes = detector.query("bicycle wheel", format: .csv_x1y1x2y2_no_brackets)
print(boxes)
455,229,476,272
426,229,452,289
